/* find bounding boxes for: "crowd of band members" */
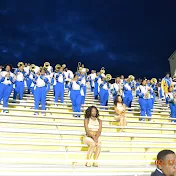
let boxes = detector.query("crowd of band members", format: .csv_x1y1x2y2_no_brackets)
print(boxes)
0,62,176,122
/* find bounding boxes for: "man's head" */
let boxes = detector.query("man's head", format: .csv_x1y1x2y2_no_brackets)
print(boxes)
166,73,170,78
156,150,176,176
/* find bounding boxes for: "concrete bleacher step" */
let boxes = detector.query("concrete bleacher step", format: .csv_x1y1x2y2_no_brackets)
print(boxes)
0,165,153,175
0,87,172,174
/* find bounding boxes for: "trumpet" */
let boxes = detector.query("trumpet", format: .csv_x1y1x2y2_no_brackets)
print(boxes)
105,74,112,82
44,62,50,69
17,62,24,68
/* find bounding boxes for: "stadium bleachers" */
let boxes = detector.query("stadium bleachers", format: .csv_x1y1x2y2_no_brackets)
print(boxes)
0,86,174,176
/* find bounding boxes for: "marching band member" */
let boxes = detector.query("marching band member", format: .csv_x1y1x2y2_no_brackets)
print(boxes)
80,68,89,105
166,86,176,122
157,79,163,99
120,75,124,85
89,70,96,92
24,63,31,94
44,62,54,92
33,68,48,115
111,77,123,100
0,64,15,113
136,79,153,121
161,73,172,100
54,66,65,104
99,74,111,107
13,62,26,100
64,67,74,88
0,65,2,73
69,74,82,117
123,75,134,108
150,78,157,109
94,72,101,100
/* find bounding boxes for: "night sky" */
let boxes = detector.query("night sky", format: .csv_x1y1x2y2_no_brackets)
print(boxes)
0,0,176,79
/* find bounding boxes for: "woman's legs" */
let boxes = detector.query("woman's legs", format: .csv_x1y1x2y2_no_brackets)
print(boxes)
84,136,96,166
93,138,101,167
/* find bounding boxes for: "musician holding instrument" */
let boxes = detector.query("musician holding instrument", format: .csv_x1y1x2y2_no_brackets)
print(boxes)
0,64,15,113
63,67,74,89
79,67,89,105
13,62,26,100
54,65,65,105
89,70,96,92
150,78,158,109
69,74,82,117
136,79,153,121
99,74,111,107
123,75,134,108
110,77,123,100
161,73,172,100
94,72,101,100
33,68,48,115
166,86,176,123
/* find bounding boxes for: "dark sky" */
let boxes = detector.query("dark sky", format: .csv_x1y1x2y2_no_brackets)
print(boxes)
0,0,176,78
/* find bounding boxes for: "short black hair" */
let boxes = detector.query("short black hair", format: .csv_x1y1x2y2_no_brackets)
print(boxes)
157,149,175,161
85,106,99,119
4,64,12,70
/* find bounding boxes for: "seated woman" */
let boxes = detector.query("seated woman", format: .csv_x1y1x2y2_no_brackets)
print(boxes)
114,95,127,129
83,106,102,167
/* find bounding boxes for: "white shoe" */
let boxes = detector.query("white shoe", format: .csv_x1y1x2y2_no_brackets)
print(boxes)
34,112,38,115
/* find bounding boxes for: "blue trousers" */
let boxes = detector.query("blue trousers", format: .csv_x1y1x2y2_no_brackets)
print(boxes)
139,98,152,118
13,81,24,100
100,88,109,106
90,80,94,92
34,86,47,111
26,79,32,94
94,82,98,99
151,96,155,109
54,82,64,103
47,83,51,92
70,90,81,115
0,83,13,108
81,86,86,105
123,94,133,108
170,103,176,122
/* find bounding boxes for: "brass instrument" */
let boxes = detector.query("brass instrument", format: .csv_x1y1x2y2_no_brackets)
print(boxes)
77,62,81,72
62,64,66,69
55,64,61,72
30,64,36,72
151,78,157,85
105,74,112,82
44,62,50,69
161,79,168,94
174,93,176,104
40,66,43,71
17,62,24,68
100,69,105,74
128,75,135,82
